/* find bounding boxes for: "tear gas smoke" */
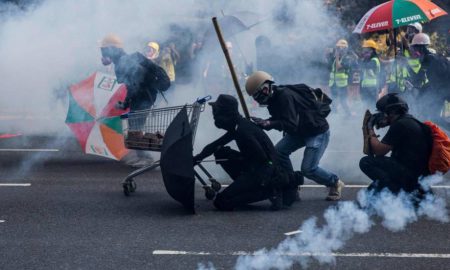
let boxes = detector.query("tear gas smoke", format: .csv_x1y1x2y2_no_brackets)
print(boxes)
198,175,449,270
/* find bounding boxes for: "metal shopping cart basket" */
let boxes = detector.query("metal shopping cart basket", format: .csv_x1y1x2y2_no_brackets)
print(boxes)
120,96,220,196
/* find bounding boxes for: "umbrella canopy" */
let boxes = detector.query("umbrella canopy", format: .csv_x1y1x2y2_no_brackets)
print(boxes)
160,106,195,214
354,0,447,34
65,72,129,160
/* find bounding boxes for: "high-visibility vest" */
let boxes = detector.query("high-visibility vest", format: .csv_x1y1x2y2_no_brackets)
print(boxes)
329,59,349,88
386,64,409,92
361,57,380,88
404,50,421,74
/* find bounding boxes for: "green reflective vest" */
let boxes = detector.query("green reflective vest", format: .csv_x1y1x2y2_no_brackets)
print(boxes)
361,57,380,88
329,59,349,88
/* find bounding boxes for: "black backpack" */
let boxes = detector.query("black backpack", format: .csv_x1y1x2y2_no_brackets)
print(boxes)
282,84,333,118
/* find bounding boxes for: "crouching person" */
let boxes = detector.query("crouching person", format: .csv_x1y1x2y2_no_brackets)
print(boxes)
193,95,302,211
360,93,432,194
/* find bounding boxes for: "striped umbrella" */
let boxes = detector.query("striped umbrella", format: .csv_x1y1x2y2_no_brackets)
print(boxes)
65,72,129,160
354,0,447,34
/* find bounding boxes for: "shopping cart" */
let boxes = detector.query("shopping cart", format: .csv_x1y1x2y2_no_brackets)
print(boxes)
120,96,221,198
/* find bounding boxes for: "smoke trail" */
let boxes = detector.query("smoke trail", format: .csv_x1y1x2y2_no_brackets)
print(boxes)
198,175,449,270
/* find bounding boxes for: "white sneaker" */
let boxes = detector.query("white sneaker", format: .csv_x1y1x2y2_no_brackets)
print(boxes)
326,180,345,201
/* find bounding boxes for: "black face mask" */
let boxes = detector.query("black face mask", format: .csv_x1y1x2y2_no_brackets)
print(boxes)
212,108,237,131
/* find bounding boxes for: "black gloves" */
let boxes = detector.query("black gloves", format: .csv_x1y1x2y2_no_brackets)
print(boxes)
367,112,385,130
193,143,221,165
251,117,274,130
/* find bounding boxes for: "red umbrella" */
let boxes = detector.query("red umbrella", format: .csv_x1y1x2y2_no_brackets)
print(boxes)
65,72,129,160
354,0,447,34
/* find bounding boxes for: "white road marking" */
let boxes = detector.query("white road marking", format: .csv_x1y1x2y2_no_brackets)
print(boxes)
0,220,5,223
0,149,59,152
152,250,450,258
0,183,31,187
284,230,302,236
219,184,450,189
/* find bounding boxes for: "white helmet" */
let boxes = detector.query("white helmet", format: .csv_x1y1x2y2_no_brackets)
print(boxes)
411,33,430,46
408,22,423,33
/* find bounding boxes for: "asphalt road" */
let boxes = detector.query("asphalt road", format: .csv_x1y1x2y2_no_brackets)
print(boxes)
0,133,449,270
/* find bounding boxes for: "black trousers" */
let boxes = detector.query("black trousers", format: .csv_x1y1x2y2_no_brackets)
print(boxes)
359,156,420,193
212,147,273,211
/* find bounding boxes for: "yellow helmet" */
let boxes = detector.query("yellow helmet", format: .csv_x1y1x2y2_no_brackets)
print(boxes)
100,34,124,48
362,39,378,50
147,42,160,53
245,71,273,96
336,39,348,48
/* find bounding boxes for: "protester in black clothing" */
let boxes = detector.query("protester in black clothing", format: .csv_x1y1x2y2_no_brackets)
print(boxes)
193,95,302,211
410,33,450,123
360,93,432,194
100,34,170,111
100,34,170,167
245,71,344,201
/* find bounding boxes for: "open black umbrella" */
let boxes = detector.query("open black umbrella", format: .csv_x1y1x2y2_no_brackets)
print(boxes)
160,106,195,214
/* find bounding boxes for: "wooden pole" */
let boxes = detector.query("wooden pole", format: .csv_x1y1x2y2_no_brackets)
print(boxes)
212,17,250,119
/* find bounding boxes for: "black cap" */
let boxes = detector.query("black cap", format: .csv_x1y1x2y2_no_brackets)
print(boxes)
209,94,239,112
376,93,408,113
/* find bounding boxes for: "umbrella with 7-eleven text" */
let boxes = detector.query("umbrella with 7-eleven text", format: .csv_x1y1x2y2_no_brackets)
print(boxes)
353,0,447,34
65,72,129,160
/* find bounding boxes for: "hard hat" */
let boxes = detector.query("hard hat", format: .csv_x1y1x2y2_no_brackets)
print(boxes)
411,33,431,46
408,22,423,33
362,39,378,50
376,93,409,113
336,39,348,48
147,41,160,53
245,71,273,96
100,34,123,48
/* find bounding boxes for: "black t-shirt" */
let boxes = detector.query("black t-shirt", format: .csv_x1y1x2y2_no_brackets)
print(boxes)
381,115,431,177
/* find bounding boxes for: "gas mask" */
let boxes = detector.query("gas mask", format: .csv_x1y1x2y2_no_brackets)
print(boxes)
101,47,119,66
252,82,273,105
409,45,424,61
361,48,373,60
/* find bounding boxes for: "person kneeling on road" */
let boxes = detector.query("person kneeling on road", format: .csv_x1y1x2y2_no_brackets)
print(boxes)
360,93,432,195
193,94,303,211
245,71,344,201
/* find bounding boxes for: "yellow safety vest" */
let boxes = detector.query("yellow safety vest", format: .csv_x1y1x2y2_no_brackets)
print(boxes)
329,59,349,88
362,57,380,88
404,50,421,74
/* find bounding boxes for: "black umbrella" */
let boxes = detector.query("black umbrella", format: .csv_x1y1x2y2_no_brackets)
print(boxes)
160,106,195,214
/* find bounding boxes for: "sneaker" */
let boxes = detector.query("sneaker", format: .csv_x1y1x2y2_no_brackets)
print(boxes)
269,188,283,211
326,180,345,201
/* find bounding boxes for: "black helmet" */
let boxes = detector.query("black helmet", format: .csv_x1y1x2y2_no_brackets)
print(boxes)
376,93,409,114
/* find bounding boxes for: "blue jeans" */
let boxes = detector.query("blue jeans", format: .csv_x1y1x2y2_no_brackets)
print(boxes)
275,130,338,187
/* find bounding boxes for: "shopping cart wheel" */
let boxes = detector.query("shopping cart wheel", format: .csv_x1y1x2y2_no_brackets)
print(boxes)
123,180,136,196
123,182,131,196
210,179,221,192
203,186,216,200
129,180,137,192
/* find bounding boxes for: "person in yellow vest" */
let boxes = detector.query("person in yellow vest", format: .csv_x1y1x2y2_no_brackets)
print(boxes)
328,39,352,115
145,41,176,83
360,40,381,107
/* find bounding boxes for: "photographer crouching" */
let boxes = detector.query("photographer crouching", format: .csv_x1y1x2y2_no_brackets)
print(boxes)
360,93,432,194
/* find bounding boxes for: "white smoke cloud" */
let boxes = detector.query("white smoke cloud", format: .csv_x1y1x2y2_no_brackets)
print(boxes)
198,174,449,270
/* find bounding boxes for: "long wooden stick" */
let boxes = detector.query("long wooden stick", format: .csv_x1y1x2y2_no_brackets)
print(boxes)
212,17,250,119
